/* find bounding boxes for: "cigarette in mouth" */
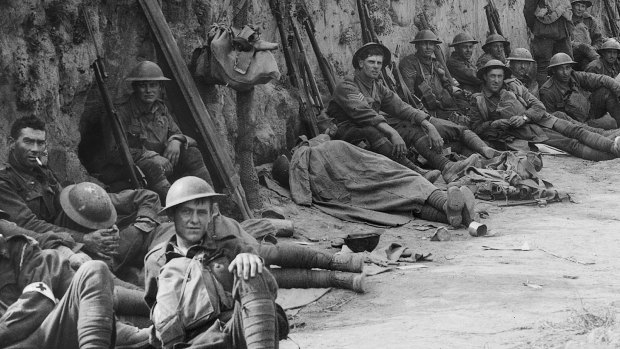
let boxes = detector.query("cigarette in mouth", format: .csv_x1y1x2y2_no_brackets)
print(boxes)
36,157,43,166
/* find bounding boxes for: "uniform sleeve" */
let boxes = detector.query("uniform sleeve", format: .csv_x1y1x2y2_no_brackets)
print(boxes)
538,84,562,113
108,189,161,221
517,84,547,122
0,179,79,246
398,56,418,95
332,80,387,126
575,71,620,96
584,60,602,74
468,96,497,137
377,82,429,125
447,56,482,88
143,251,163,309
163,107,187,144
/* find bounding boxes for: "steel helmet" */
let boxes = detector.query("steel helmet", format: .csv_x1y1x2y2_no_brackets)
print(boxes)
476,59,512,80
547,52,577,71
352,42,391,69
272,155,290,188
482,34,509,50
160,176,223,213
507,48,535,62
449,32,479,47
410,30,442,45
597,39,620,54
571,0,592,7
59,182,117,230
125,61,171,81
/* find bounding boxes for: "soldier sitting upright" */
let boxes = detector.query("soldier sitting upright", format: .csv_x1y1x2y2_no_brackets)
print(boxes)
447,32,482,93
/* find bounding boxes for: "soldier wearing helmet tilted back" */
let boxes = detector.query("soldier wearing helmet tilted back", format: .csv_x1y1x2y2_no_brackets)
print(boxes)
103,61,212,202
446,32,482,93
540,52,620,129
585,39,620,78
507,48,540,98
476,34,510,69
570,0,605,70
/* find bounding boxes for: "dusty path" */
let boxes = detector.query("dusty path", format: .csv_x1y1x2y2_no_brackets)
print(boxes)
274,155,620,349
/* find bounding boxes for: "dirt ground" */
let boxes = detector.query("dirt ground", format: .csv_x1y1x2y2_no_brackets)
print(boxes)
267,155,620,349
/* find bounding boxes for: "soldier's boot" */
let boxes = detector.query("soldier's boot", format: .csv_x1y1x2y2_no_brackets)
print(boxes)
270,268,365,293
460,186,477,226
461,129,500,159
441,154,482,183
553,118,620,156
150,179,171,203
444,186,465,227
373,139,441,181
259,243,364,273
237,276,278,349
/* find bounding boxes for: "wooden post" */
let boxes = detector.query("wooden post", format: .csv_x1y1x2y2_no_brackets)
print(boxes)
236,88,261,209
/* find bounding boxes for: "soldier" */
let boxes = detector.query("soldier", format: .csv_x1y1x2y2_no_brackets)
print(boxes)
447,32,482,93
470,60,620,160
585,39,620,78
328,42,498,183
476,34,510,69
571,0,604,71
508,48,540,98
103,61,212,201
145,176,286,348
0,226,115,348
399,30,470,121
540,52,620,129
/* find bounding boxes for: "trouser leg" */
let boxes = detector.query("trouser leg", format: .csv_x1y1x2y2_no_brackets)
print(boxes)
257,242,364,272
174,146,213,186
531,36,555,86
114,286,150,317
27,261,115,349
269,268,365,293
135,154,171,202
589,87,620,128
551,118,616,153
543,129,615,161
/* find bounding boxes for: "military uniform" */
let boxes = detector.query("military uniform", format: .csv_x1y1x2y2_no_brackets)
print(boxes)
447,51,482,93
144,213,285,349
539,71,620,129
585,57,620,78
514,74,540,98
0,234,114,348
572,13,604,70
471,78,619,160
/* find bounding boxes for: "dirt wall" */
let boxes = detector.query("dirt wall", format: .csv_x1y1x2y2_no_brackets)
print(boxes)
0,0,533,184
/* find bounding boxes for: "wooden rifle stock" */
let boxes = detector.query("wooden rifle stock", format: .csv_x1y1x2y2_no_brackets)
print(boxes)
269,0,301,87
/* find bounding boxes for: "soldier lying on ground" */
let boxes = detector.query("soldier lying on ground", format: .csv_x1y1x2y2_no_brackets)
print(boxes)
327,43,500,183
470,60,620,161
399,30,472,123
570,0,604,70
476,34,510,69
508,48,540,98
145,176,287,349
540,52,620,129
100,61,212,202
447,32,483,93
585,39,620,78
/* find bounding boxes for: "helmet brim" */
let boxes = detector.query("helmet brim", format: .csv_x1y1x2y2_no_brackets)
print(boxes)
159,192,225,214
59,184,118,230
352,43,392,70
449,40,479,47
477,65,512,80
508,57,535,62
547,61,577,71
125,77,171,81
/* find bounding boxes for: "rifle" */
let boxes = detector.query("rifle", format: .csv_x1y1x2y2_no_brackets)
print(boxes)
295,3,338,94
603,0,620,38
82,8,143,189
269,0,301,88
484,0,510,56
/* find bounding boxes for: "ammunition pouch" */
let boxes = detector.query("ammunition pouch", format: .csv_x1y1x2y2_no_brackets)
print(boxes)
417,80,441,111
192,24,280,91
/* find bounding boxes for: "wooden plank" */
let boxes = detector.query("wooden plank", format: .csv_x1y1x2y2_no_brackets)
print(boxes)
137,0,252,219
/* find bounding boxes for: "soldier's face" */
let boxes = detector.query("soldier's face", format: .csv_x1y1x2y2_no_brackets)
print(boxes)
572,3,587,17
484,68,505,93
487,42,505,58
602,50,618,65
134,81,161,105
416,41,435,58
510,61,532,78
173,199,213,249
553,65,573,83
456,43,475,60
9,128,47,169
359,55,384,80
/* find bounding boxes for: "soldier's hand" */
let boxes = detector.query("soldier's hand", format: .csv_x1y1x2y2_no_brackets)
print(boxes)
83,226,120,257
508,115,526,128
228,253,264,280
422,121,444,152
163,140,182,167
390,133,407,159
491,119,511,130
69,252,92,270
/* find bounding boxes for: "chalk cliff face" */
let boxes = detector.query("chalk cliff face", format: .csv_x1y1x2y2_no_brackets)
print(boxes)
0,0,537,184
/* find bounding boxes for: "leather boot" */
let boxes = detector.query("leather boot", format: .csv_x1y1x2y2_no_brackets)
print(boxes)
441,154,481,183
270,269,365,293
461,129,500,159
444,186,465,227
460,186,477,226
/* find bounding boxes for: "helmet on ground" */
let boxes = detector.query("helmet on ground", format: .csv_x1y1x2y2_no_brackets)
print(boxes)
482,34,509,50
449,32,479,47
125,61,171,81
547,52,577,71
410,30,442,45
507,48,535,62
272,155,290,188
571,0,592,7
597,39,620,55
352,43,391,70
476,59,512,80
59,182,117,230
160,176,223,213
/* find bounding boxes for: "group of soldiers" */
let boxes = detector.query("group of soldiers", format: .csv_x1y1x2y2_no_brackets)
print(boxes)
3,0,620,348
